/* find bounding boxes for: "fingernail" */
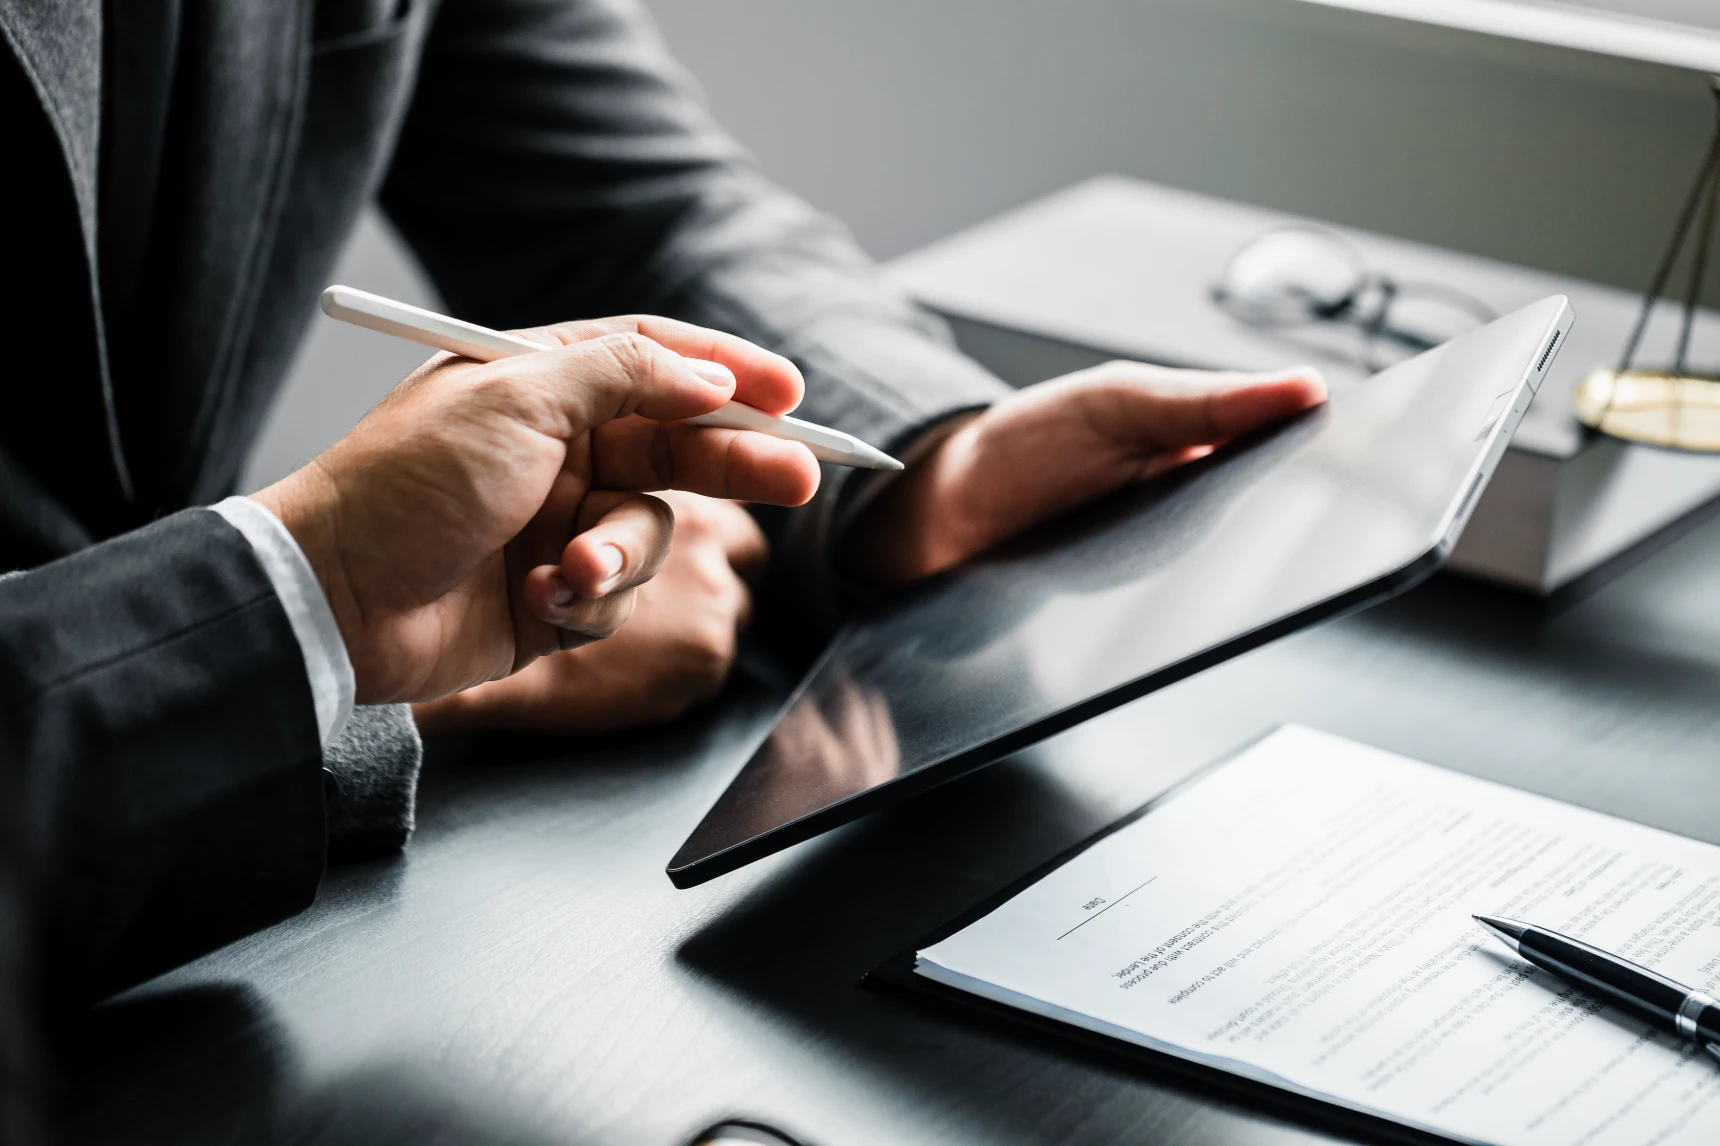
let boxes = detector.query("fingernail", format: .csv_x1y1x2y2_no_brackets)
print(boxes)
597,544,625,587
686,357,735,388
550,576,575,606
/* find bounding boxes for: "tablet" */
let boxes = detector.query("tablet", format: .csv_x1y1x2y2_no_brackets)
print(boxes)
667,296,1574,887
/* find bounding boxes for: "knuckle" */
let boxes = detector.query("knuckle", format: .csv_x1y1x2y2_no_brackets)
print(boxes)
689,548,737,590
717,573,751,617
599,331,657,378
711,497,756,529
677,511,719,545
728,582,755,630
676,494,721,525
679,615,738,677
518,323,571,347
679,641,734,699
734,515,768,558
1099,359,1156,384
680,518,720,560
578,317,632,337
464,366,524,407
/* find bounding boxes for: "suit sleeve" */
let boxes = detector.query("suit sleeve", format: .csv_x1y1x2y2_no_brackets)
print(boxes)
380,0,1011,624
0,510,328,1001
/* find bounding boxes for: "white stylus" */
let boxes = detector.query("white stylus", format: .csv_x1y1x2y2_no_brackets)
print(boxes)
320,285,903,471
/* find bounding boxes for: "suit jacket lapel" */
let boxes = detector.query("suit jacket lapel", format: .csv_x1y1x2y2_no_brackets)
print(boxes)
0,0,98,236
0,0,134,502
0,0,316,516
144,0,312,507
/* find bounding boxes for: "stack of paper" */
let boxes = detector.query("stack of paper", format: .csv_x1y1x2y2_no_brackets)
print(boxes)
918,727,1720,1145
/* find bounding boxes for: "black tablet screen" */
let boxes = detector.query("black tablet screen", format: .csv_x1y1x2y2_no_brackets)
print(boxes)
668,297,1571,887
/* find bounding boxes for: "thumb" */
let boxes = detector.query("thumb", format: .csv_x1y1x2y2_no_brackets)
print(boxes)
1060,362,1328,453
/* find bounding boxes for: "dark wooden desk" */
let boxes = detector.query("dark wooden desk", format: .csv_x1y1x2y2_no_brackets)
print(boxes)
65,512,1720,1146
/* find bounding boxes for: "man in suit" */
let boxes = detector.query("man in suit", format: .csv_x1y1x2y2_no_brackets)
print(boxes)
3,0,1323,990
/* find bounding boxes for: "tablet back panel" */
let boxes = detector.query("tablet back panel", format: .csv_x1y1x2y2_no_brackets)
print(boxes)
668,296,1573,887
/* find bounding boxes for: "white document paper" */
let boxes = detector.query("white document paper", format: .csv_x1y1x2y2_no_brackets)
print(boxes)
917,726,1720,1146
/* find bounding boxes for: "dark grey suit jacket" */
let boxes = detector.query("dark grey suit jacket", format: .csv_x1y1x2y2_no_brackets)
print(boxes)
1,0,1005,566
0,511,326,1000
0,0,1008,994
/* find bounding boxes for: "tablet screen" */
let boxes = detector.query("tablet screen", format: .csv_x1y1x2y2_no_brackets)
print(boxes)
668,297,1571,886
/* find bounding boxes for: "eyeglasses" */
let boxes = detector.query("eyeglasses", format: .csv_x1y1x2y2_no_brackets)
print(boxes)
1211,226,1497,371
1214,211,1720,453
691,1120,810,1146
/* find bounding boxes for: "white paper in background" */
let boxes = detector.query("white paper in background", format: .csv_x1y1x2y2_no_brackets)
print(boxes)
917,726,1720,1146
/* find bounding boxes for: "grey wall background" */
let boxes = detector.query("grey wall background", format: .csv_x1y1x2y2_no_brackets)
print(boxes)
242,0,1718,491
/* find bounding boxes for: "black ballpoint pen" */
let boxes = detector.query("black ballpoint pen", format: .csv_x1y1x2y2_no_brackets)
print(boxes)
1474,914,1720,1065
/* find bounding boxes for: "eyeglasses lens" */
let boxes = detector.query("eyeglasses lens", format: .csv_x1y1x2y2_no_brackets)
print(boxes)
1383,288,1495,350
1217,229,1366,326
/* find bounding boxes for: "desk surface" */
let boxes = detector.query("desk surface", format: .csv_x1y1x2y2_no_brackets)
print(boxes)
67,511,1720,1146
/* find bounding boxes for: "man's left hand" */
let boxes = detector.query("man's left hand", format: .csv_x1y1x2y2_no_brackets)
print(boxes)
410,492,767,734
840,361,1327,587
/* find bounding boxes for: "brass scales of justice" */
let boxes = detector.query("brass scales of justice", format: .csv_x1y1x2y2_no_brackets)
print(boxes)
1575,76,1720,453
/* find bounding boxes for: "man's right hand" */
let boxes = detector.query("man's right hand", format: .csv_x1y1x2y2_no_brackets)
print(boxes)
251,316,820,707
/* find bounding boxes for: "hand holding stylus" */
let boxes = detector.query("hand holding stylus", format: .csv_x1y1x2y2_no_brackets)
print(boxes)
321,286,903,471
252,305,822,705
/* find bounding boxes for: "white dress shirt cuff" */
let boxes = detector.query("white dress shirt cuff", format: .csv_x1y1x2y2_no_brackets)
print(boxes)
211,496,355,748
